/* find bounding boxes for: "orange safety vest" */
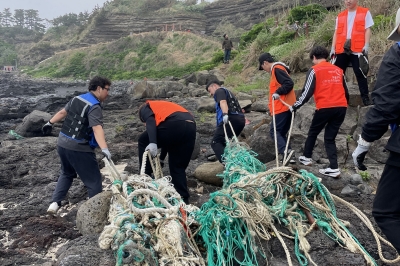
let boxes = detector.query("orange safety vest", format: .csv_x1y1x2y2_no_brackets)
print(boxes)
312,61,348,109
335,6,368,54
268,64,296,115
147,100,189,126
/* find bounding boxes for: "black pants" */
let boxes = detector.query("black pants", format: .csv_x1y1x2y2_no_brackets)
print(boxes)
372,152,400,253
138,120,196,201
52,146,102,203
303,107,346,169
270,110,292,154
334,53,369,99
211,115,245,163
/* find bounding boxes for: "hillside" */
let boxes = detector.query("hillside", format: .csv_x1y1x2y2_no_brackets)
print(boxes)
25,31,221,80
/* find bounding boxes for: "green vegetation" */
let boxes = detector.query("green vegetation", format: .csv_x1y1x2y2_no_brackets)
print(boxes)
25,32,221,79
0,40,17,66
359,171,371,182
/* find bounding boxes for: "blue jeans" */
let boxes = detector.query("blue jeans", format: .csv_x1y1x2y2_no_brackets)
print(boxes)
224,49,231,62
52,146,102,203
269,110,292,154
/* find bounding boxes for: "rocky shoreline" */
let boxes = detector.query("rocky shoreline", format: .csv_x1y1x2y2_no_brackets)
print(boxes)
0,72,398,265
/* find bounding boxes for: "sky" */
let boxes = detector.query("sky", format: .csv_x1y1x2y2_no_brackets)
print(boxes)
0,0,109,21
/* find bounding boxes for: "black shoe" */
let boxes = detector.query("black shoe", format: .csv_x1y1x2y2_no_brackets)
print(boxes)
362,97,372,106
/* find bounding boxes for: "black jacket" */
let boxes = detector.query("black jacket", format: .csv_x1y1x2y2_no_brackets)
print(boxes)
361,43,400,153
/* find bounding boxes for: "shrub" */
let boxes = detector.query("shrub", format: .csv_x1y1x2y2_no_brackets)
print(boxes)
288,4,328,25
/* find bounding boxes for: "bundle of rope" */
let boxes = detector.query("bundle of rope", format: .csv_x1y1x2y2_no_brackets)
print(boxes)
195,120,400,266
99,151,205,266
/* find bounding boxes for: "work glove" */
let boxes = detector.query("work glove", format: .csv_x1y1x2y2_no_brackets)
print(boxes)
272,93,280,100
330,47,335,58
289,106,296,113
362,43,369,55
352,135,371,171
102,148,112,160
42,121,53,135
223,114,229,125
145,143,158,157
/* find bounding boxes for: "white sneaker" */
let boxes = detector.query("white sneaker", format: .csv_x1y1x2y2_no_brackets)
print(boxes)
299,156,312,166
47,202,60,214
319,168,341,178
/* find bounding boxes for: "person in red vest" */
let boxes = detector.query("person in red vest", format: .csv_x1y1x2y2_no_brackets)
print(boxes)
258,52,296,163
138,100,196,204
330,0,374,106
290,46,349,178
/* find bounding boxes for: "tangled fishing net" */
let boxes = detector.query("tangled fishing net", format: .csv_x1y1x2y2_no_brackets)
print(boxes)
99,152,205,266
99,119,400,265
194,122,400,266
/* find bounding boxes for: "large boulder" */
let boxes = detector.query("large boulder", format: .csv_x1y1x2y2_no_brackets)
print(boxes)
14,110,52,137
347,85,363,107
293,105,315,132
196,70,218,86
193,162,224,186
130,80,185,99
339,107,358,135
369,136,390,164
252,100,268,112
76,191,112,235
236,92,253,101
248,124,276,163
196,97,215,113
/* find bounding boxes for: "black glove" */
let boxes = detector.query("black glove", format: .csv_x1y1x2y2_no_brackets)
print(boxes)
42,121,53,135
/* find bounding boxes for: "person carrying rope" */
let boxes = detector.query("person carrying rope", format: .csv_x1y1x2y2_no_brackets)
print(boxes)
138,100,196,204
258,52,296,164
352,8,400,253
290,46,349,178
206,79,245,163
330,0,374,106
42,76,112,214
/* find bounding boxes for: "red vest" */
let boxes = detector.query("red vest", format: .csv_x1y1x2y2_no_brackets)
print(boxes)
269,64,296,115
147,100,189,126
312,62,348,109
335,7,368,54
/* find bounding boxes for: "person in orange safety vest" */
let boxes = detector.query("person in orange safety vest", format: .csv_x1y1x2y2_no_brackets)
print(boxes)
138,100,196,204
259,52,296,163
330,0,374,106
290,46,349,178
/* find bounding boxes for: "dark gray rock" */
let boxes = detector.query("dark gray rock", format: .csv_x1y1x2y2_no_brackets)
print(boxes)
56,235,114,266
76,191,112,236
350,174,363,185
14,110,52,137
251,100,268,112
248,124,275,163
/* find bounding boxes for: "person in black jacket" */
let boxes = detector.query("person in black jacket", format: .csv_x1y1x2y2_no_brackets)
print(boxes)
222,34,233,64
352,8,400,253
138,101,196,204
206,80,245,163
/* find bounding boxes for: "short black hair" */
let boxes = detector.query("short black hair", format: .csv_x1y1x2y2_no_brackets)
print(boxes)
205,79,221,91
223,34,227,38
88,76,111,91
309,46,329,60
258,53,275,70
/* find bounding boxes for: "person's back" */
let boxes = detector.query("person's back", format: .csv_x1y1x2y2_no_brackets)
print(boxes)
311,62,347,109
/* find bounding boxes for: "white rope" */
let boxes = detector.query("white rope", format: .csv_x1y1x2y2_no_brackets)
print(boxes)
332,194,400,264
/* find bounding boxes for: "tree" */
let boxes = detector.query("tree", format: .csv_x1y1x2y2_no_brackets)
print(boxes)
2,8,13,27
13,9,25,28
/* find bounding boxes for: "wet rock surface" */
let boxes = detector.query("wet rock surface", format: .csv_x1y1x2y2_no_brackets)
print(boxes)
0,72,398,265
